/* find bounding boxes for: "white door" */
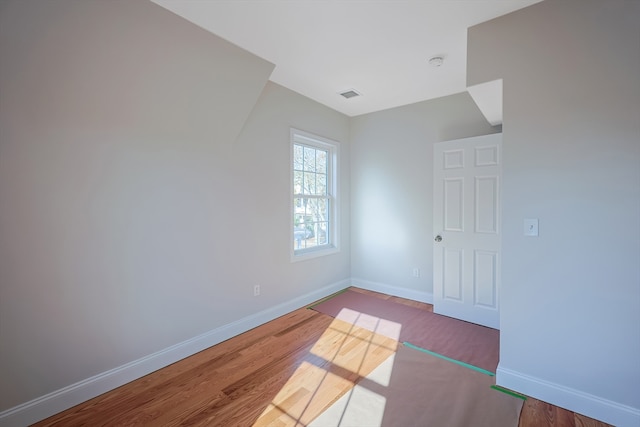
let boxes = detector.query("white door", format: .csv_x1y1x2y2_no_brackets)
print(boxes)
433,133,502,329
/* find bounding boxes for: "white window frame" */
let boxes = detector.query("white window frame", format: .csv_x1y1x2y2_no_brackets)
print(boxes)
290,128,340,262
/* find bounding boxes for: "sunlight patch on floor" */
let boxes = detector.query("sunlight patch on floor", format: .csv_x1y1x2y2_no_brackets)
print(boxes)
308,353,395,427
334,308,402,342
253,314,399,427
309,313,398,376
255,361,350,426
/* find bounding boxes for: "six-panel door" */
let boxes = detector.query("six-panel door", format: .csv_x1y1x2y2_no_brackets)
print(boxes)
433,133,502,329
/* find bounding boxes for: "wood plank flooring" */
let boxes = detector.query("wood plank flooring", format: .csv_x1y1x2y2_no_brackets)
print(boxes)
33,288,611,427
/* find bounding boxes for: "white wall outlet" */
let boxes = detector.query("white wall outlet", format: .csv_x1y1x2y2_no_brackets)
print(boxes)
254,285,261,296
413,268,421,278
524,218,539,237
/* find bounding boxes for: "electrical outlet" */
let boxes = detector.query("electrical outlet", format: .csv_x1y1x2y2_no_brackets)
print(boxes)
413,268,420,278
254,285,261,296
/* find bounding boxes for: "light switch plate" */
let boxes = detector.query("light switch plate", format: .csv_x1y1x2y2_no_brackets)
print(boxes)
524,218,539,236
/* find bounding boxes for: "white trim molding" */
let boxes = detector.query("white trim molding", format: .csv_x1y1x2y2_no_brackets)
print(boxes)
350,277,433,304
0,279,351,427
497,366,640,427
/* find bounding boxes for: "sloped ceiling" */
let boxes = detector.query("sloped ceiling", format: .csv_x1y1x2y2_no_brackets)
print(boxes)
152,0,541,117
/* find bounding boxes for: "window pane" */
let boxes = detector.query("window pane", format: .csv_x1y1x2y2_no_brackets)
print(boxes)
292,196,331,250
303,147,315,172
317,198,328,221
303,172,316,195
317,222,328,245
294,208,304,225
294,144,303,171
293,171,303,195
316,174,327,196
316,150,327,174
294,208,312,249
305,198,317,217
293,203,306,249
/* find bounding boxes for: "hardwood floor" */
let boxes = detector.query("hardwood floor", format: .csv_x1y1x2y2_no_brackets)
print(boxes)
34,288,611,427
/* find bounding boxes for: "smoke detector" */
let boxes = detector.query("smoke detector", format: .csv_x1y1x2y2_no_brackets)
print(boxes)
428,56,445,67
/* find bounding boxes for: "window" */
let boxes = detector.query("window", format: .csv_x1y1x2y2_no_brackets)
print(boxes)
291,129,339,260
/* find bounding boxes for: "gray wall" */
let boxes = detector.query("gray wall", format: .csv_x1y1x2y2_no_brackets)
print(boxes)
4,0,637,425
349,93,497,298
468,0,640,424
231,81,351,303
0,0,350,413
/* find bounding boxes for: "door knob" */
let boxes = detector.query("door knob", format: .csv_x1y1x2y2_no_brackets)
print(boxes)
434,235,442,242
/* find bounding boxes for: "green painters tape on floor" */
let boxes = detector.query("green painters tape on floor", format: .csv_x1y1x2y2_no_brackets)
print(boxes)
403,342,496,377
307,288,350,309
490,385,527,400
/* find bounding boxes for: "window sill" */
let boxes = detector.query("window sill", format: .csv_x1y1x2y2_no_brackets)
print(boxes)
291,245,339,263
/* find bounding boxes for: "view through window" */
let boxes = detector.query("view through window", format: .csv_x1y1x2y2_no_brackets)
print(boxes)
291,130,338,258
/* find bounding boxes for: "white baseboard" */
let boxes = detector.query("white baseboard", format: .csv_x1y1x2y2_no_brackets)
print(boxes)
497,365,640,427
350,277,433,304
0,279,350,427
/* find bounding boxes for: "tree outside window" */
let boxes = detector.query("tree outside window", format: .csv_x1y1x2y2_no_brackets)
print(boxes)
291,129,339,260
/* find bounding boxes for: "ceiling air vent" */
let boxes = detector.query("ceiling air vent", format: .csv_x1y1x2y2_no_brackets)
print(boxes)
339,89,361,99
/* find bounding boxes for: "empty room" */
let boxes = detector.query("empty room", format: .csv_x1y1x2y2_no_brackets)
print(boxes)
0,0,638,426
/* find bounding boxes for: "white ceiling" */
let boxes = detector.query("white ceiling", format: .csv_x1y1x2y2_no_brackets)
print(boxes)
152,0,541,117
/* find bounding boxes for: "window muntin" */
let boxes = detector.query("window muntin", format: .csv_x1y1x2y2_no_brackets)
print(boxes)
291,129,338,259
